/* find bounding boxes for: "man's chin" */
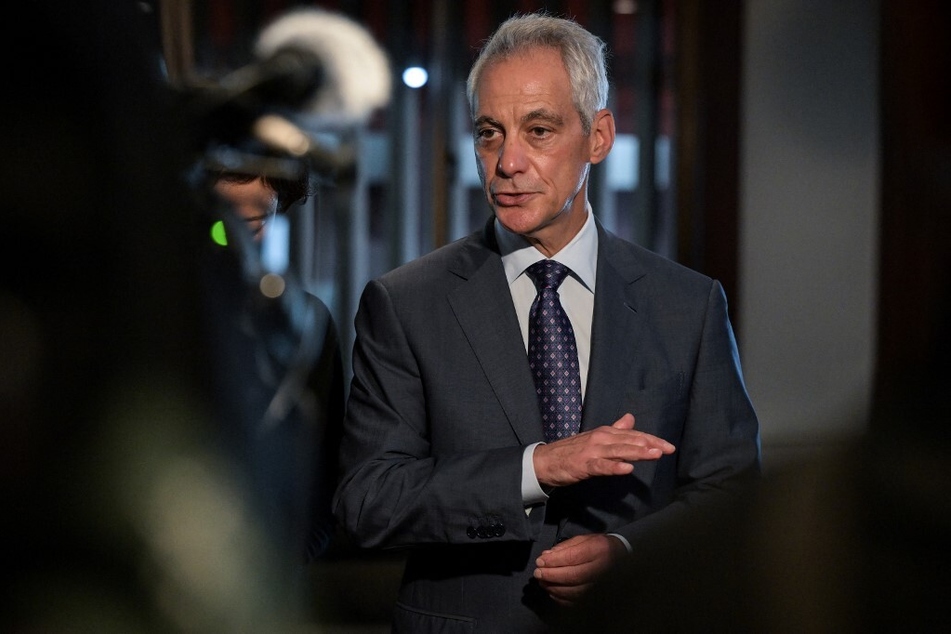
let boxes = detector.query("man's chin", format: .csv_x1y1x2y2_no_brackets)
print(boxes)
494,207,543,235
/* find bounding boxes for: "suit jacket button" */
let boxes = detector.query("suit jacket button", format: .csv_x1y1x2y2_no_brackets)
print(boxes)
492,523,505,537
476,526,487,538
466,527,477,539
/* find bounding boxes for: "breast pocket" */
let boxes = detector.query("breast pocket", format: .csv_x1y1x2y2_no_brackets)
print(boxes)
620,372,687,440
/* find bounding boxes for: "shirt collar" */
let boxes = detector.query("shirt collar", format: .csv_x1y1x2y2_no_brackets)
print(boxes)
497,204,598,291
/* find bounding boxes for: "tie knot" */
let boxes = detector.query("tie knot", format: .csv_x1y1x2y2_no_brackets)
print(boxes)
526,259,571,292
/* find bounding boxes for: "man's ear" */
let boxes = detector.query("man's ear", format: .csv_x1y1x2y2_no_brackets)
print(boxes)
589,109,616,165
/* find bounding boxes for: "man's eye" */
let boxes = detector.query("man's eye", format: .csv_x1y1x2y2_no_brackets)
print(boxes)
529,127,550,137
477,128,498,140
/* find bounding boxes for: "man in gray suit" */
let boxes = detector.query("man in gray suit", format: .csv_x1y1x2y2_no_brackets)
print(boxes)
333,12,761,633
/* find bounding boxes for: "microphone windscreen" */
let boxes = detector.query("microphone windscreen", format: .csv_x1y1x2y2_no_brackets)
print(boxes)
254,7,392,129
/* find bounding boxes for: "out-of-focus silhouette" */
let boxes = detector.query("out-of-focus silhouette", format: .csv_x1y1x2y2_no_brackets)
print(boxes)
0,1,351,629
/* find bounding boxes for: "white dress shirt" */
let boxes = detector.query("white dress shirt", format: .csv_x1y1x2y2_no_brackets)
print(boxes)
497,208,634,553
496,208,597,507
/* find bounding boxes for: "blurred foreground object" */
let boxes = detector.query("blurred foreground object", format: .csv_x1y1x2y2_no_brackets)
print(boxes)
179,6,392,181
176,1,392,625
0,0,385,630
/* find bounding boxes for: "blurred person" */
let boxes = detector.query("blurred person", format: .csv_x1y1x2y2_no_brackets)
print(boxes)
212,172,290,241
0,0,272,629
1,0,343,629
209,163,309,241
202,158,345,567
333,12,760,633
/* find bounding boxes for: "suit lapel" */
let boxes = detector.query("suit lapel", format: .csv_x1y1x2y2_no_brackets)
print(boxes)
442,220,662,445
447,225,544,445
581,225,655,435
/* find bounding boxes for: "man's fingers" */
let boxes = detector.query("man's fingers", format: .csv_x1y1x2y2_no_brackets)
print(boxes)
535,419,676,487
610,412,636,429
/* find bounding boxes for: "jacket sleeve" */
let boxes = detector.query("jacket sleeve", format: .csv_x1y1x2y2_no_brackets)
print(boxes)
616,279,761,545
332,278,539,550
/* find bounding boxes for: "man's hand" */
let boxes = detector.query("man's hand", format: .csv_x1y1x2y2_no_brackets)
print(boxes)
533,413,675,488
533,533,628,606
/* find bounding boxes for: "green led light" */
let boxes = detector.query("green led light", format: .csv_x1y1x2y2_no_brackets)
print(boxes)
210,220,228,246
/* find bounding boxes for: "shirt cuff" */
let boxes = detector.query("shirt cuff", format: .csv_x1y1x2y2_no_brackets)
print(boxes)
521,442,548,506
608,532,633,554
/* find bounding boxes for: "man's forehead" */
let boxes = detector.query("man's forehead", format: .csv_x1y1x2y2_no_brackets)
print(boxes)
474,50,573,117
480,46,565,80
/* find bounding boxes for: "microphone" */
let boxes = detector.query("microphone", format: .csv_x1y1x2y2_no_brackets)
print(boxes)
182,7,392,175
253,7,392,130
208,45,327,114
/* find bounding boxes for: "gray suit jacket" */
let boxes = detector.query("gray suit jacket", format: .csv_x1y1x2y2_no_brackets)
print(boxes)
333,217,761,633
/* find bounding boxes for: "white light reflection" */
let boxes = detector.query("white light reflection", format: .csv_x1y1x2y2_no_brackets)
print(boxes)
402,66,428,89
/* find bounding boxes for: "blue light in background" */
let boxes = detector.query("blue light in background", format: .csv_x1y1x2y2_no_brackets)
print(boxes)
402,66,428,89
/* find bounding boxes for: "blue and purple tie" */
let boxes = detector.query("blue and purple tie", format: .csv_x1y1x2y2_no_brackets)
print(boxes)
525,260,583,443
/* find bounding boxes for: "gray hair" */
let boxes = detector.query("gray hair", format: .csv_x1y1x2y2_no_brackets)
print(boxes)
466,13,610,135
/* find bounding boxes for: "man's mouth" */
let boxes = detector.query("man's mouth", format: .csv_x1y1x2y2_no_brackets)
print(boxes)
493,191,534,206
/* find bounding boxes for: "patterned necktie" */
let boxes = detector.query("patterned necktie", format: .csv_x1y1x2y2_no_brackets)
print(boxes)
525,260,583,443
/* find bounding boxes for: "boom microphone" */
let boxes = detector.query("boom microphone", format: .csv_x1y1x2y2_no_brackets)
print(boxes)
209,46,327,114
182,7,392,174
253,7,392,130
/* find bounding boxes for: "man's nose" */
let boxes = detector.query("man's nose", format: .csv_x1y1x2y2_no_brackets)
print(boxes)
496,138,527,176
